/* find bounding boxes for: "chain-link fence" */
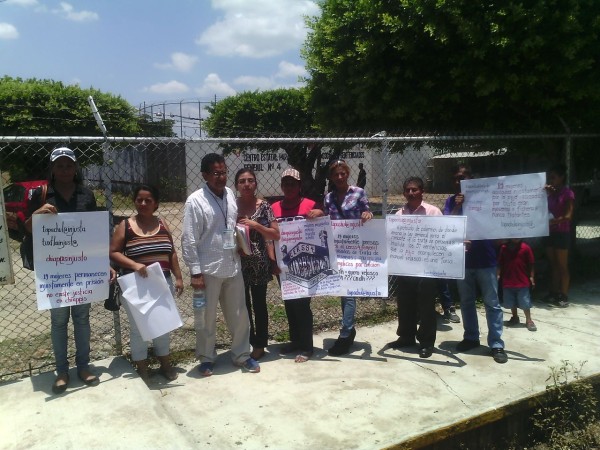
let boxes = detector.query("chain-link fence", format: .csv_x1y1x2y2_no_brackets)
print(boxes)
1,134,599,380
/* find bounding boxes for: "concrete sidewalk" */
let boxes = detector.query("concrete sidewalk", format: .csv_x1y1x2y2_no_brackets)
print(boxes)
1,280,599,450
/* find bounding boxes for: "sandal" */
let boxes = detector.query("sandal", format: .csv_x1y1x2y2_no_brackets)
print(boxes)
52,373,69,394
78,369,99,387
294,351,313,363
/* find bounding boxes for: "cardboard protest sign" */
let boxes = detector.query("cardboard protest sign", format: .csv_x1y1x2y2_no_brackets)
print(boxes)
461,173,548,240
34,211,110,310
0,179,15,285
387,215,466,279
331,219,388,297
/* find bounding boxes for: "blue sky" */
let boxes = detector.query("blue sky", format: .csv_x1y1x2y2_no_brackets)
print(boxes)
1,0,319,111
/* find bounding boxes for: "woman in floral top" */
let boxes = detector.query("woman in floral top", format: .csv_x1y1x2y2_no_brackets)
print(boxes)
235,168,280,360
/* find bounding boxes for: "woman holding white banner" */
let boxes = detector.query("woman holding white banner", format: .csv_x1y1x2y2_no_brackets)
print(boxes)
544,164,575,308
235,168,280,361
26,147,104,394
272,168,323,363
323,160,373,356
110,184,184,383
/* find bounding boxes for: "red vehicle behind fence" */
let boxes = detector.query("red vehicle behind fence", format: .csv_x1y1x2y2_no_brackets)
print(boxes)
3,180,48,241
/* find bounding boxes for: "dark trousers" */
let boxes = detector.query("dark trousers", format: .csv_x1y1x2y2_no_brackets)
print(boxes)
284,297,313,352
395,276,437,347
438,279,454,311
245,284,269,348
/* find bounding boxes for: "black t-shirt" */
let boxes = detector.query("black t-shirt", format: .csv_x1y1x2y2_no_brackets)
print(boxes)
28,184,97,216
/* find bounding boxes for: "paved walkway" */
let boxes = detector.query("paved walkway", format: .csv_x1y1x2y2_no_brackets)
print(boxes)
1,280,599,450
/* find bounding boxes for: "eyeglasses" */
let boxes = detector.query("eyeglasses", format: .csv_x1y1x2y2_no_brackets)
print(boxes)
210,171,228,177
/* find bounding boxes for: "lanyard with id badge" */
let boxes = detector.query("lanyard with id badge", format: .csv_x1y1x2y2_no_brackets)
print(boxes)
211,190,236,249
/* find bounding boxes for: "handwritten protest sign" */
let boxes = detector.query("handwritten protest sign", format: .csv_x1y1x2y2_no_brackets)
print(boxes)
0,179,15,285
275,216,341,300
34,211,110,310
387,215,466,279
461,173,548,240
331,219,387,297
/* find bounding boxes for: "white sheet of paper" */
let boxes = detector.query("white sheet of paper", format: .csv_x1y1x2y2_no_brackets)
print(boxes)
117,262,183,341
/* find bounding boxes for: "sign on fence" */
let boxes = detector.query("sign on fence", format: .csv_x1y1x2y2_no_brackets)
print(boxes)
331,219,388,297
33,211,110,310
0,178,15,285
275,216,341,300
387,215,467,279
462,173,549,240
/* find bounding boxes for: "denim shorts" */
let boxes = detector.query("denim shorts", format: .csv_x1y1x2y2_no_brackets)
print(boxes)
502,287,532,310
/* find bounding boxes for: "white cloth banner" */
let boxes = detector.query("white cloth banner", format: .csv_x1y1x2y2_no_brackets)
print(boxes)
117,262,183,341
34,211,110,310
387,215,467,279
275,216,341,300
331,219,388,297
461,172,549,240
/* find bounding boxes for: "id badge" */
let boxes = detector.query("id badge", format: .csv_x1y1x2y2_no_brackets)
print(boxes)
222,228,235,249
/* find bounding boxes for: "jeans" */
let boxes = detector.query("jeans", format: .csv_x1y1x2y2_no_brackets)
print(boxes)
438,279,454,311
457,267,504,349
50,303,91,374
245,283,269,348
339,297,356,338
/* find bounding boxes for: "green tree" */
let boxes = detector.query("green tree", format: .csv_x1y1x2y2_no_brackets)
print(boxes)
0,76,174,180
203,88,340,200
303,0,600,136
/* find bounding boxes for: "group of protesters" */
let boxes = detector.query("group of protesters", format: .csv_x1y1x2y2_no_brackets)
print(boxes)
26,148,573,393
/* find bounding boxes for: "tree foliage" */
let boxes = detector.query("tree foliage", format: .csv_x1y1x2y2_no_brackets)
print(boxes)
0,76,175,180
303,0,600,135
203,88,338,199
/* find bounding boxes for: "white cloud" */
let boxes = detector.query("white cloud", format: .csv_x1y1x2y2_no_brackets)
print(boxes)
275,61,307,80
0,23,19,40
155,52,199,73
54,2,99,22
144,80,191,95
195,73,236,98
196,0,319,58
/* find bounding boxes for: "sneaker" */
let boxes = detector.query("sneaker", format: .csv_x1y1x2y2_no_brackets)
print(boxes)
492,348,508,364
555,294,569,308
456,339,480,352
443,308,461,323
506,316,520,326
526,321,537,332
198,362,214,377
540,292,558,304
236,357,260,373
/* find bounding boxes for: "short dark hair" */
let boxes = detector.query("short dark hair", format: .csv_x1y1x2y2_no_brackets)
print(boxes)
132,184,160,203
403,176,424,191
201,153,226,173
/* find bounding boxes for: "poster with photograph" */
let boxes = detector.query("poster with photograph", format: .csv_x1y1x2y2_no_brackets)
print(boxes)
33,211,110,310
275,216,341,300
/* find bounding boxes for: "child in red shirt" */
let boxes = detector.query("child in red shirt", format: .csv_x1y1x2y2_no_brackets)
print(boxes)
498,239,536,331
